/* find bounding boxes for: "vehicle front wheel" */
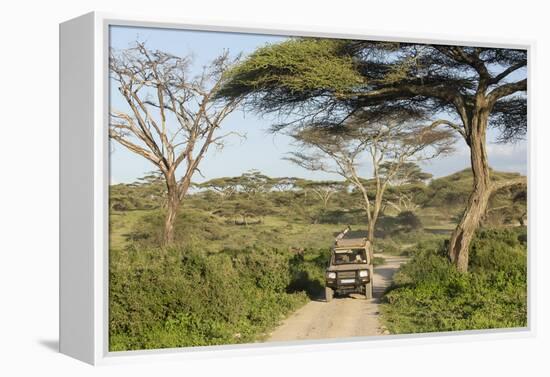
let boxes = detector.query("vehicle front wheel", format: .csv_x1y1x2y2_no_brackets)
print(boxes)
365,282,373,300
325,286,334,302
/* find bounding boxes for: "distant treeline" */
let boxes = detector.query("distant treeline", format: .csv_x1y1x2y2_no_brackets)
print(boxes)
110,167,526,228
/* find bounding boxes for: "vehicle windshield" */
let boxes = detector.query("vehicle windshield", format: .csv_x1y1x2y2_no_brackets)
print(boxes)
333,248,367,265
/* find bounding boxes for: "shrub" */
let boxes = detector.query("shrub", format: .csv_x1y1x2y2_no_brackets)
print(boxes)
376,211,423,237
375,238,401,254
287,248,330,297
396,211,422,231
373,256,386,266
381,228,527,334
110,245,310,351
127,208,228,248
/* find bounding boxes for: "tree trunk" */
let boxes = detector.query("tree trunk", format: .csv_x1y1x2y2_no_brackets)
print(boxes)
367,195,383,262
448,114,491,272
366,220,375,261
162,173,180,246
367,221,375,244
367,190,384,244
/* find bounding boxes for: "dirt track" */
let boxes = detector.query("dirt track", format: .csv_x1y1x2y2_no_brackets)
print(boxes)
266,254,408,342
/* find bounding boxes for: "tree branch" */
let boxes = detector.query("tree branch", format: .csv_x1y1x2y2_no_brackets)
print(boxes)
489,60,527,85
487,79,527,106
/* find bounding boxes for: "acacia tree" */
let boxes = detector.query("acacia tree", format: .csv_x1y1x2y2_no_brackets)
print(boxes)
110,43,243,245
237,170,272,197
134,171,167,209
218,39,527,271
305,180,346,210
381,162,432,213
199,177,240,202
348,43,527,271
285,117,453,243
380,162,432,186
269,177,302,192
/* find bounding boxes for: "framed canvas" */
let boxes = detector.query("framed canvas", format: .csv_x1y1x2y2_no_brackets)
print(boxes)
59,12,534,365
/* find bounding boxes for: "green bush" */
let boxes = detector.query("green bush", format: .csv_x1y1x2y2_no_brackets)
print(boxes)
396,211,423,231
381,227,527,334
375,238,401,254
287,248,330,297
110,245,311,351
376,211,423,238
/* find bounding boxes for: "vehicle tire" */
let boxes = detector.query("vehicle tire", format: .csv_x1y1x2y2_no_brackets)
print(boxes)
325,286,334,302
365,281,373,300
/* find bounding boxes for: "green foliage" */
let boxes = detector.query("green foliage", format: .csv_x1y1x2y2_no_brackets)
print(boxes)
129,208,228,248
123,206,347,253
219,38,363,101
110,172,166,211
110,245,318,351
396,211,423,231
376,211,423,237
318,208,367,225
380,162,433,185
288,248,330,297
422,169,473,208
381,228,527,334
423,169,524,211
373,256,386,266
374,238,402,254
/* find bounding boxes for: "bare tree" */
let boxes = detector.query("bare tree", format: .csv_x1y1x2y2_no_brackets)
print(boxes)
286,115,454,244
110,43,244,245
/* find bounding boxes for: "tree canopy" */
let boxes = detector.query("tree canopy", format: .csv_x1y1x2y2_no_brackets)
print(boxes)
219,38,363,116
218,38,527,141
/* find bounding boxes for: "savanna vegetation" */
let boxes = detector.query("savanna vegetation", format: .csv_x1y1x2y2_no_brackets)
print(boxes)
108,36,527,350
381,227,527,333
109,167,527,349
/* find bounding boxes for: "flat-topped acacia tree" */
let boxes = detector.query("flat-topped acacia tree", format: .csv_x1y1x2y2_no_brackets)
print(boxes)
380,162,433,214
110,43,243,245
218,39,527,272
285,113,454,244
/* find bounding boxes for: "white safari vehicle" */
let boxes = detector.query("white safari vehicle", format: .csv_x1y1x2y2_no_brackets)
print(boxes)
325,227,374,302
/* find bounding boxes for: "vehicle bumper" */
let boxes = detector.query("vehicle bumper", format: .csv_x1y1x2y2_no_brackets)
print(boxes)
326,277,370,292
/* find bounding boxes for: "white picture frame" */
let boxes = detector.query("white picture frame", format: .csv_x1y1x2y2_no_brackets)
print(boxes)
59,11,535,365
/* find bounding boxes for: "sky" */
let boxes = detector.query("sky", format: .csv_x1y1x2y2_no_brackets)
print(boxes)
109,25,528,185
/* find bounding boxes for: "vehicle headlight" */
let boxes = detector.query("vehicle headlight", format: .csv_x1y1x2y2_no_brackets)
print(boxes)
327,272,336,279
359,270,368,277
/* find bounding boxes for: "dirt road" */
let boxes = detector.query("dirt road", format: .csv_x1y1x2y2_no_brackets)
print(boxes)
267,254,408,342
